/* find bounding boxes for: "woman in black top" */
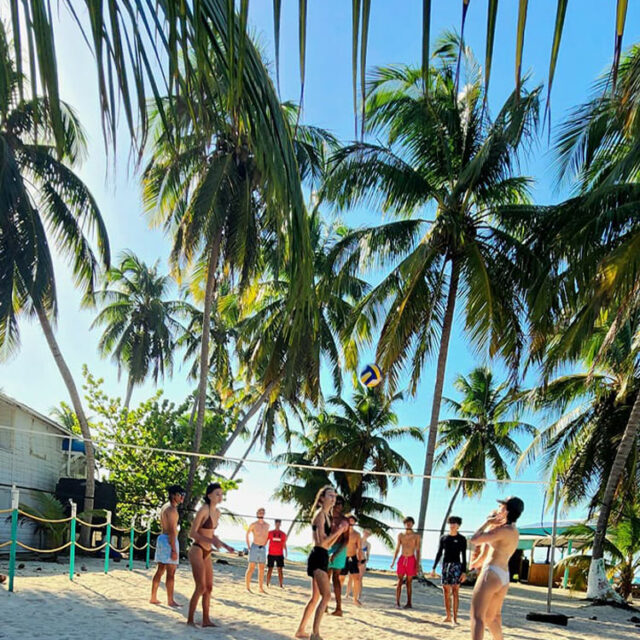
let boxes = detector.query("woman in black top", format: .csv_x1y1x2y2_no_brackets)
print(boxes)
430,515,467,625
295,485,348,640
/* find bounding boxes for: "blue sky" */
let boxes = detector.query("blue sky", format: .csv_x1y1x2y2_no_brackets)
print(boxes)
1,2,637,554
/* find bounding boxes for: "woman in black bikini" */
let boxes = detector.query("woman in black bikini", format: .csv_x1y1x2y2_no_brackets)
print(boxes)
295,485,349,640
187,483,235,627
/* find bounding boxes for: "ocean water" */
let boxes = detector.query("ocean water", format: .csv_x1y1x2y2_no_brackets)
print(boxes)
226,540,435,574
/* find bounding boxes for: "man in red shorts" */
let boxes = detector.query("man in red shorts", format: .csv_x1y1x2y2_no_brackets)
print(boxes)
390,516,421,608
266,519,288,588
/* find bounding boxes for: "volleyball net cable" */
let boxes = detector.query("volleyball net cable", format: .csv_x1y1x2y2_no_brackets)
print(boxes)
0,423,549,486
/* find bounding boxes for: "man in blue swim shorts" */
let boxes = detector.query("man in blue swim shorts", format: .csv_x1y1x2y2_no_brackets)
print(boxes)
150,484,184,606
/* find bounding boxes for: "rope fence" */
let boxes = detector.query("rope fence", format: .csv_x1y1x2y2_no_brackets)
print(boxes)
1,486,158,592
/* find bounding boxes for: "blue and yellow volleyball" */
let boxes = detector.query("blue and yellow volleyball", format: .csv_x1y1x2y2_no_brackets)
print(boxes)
360,363,383,388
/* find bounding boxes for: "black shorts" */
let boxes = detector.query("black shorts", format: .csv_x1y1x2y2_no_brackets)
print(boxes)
342,555,360,575
307,546,329,577
268,554,285,568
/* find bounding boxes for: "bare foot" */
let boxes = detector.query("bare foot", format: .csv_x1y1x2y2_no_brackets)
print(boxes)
354,599,362,607
149,598,161,605
330,609,343,617
202,620,218,628
259,588,267,594
168,600,182,607
294,631,308,639
187,621,197,627
403,603,412,609
442,616,452,623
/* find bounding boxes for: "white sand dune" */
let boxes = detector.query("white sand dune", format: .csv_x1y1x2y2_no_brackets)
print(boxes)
0,556,637,639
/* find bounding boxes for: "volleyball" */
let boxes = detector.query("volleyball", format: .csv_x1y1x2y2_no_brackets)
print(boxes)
360,363,383,388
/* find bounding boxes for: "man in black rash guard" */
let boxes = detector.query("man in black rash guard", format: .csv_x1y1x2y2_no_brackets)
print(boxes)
430,515,467,625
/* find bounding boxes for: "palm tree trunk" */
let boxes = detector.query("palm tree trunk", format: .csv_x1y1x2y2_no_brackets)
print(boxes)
184,232,222,511
230,416,264,481
416,258,461,554
586,390,640,601
124,375,134,410
211,383,274,473
286,507,304,538
35,305,95,546
438,481,462,539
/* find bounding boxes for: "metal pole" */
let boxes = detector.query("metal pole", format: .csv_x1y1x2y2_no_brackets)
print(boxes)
128,519,134,571
562,540,573,589
546,479,561,613
104,511,111,574
69,501,77,582
8,485,19,592
145,528,151,569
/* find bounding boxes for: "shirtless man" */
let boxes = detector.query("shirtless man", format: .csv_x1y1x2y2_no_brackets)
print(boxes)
341,514,363,606
245,507,270,593
150,484,185,606
390,516,421,608
327,496,349,616
470,497,524,640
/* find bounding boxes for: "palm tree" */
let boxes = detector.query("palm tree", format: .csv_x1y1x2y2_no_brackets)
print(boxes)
519,311,639,520
323,36,540,544
7,2,626,165
519,45,640,600
435,367,535,536
276,387,423,545
561,500,640,601
91,251,189,408
0,22,109,527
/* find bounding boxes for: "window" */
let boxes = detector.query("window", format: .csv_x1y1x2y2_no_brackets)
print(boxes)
0,404,14,451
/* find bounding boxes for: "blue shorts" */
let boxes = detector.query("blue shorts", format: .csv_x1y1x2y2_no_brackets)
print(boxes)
155,534,179,565
249,543,267,564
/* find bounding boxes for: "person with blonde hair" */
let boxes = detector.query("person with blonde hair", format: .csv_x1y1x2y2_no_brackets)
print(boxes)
295,486,349,640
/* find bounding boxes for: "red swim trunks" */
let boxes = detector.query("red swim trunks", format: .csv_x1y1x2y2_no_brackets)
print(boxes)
397,555,418,577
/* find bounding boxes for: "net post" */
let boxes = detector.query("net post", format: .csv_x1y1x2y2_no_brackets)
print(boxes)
8,485,19,592
104,511,112,574
145,528,151,569
129,518,135,571
69,501,77,581
546,479,560,613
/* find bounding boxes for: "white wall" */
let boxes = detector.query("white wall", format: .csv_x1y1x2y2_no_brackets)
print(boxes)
0,398,85,553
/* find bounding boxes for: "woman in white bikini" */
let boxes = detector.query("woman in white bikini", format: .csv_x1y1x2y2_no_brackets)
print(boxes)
187,482,235,628
469,497,524,640
295,485,349,640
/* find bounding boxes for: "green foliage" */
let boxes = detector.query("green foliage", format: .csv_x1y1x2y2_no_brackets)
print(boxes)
275,386,421,546
83,369,237,528
17,493,70,552
436,367,535,497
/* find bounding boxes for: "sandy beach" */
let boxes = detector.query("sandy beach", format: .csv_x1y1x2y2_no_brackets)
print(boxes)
0,555,637,639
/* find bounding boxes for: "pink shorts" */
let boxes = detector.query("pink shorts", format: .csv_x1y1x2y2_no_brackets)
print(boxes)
397,555,418,577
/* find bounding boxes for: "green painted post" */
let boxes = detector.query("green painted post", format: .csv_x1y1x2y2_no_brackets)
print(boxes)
104,511,112,574
562,540,573,588
69,501,77,582
145,529,151,569
128,519,134,571
8,485,19,592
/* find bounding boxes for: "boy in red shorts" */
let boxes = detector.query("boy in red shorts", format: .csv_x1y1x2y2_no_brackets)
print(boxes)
390,517,421,608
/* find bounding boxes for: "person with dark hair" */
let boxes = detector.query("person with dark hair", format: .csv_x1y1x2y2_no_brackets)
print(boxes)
187,483,236,627
430,515,467,625
327,495,349,616
266,519,288,588
150,484,185,606
391,516,421,608
295,485,349,640
469,497,524,640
